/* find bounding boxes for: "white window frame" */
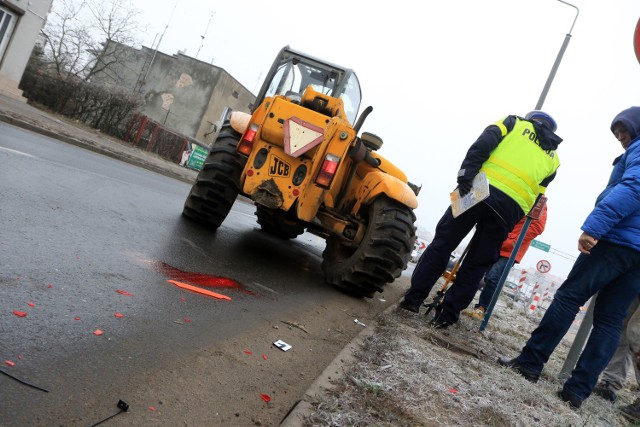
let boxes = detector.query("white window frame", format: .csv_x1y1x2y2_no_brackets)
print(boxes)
0,6,17,63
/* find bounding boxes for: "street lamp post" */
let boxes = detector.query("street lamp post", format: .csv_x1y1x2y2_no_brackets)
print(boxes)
534,0,580,110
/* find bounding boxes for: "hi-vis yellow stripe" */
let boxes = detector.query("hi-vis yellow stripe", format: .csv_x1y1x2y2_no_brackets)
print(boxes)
496,121,509,137
487,156,539,193
484,168,534,208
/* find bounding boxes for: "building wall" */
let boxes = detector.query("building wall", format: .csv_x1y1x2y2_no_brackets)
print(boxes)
93,41,254,144
0,0,52,99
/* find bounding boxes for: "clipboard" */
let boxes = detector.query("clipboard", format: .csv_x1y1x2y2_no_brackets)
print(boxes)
450,171,490,218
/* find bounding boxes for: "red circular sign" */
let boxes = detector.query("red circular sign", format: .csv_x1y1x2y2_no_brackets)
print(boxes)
537,260,551,274
635,17,640,64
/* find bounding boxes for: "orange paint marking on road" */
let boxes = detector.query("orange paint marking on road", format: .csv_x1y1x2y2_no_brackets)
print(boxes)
154,261,253,295
116,289,134,296
167,280,231,301
12,310,27,317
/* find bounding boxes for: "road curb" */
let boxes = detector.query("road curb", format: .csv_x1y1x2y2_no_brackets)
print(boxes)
0,111,198,185
279,302,400,426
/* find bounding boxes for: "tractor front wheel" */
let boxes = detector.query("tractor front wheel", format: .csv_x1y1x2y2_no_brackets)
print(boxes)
321,196,416,298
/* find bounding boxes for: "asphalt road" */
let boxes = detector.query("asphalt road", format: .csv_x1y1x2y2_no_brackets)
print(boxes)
0,123,409,426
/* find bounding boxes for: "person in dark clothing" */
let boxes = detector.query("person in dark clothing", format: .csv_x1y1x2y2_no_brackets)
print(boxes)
399,111,562,329
498,106,640,410
462,204,548,320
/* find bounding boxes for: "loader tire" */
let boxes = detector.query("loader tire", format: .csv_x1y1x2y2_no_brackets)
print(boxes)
182,123,247,228
255,206,306,239
322,196,416,298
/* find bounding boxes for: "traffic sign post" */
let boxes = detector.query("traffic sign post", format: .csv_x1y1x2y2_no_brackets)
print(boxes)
536,259,551,274
531,239,551,252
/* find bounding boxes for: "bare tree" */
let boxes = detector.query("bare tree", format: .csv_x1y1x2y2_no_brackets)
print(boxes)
40,0,141,81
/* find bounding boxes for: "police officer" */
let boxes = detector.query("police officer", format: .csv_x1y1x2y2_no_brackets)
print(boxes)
400,111,562,329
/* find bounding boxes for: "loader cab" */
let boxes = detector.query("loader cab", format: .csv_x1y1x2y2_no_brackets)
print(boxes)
255,46,362,124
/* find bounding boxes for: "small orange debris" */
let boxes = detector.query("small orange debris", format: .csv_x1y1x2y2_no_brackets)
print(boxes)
74,317,81,321
167,280,231,301
260,394,271,402
13,310,27,317
180,297,186,302
243,350,253,355
114,313,124,318
116,289,134,296
262,354,268,360
5,360,15,367
149,406,156,411
93,329,104,336
27,302,35,308
448,388,458,394
184,318,191,323
47,284,52,288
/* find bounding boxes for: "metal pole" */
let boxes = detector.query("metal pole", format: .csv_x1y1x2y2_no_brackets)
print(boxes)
534,0,579,110
559,296,595,379
480,195,547,331
479,217,532,331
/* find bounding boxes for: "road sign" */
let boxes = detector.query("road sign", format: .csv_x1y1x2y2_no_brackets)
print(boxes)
635,16,640,64
531,239,551,252
537,259,551,274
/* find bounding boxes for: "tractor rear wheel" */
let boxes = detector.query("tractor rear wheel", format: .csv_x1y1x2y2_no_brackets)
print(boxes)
255,206,306,239
182,123,247,228
321,196,416,298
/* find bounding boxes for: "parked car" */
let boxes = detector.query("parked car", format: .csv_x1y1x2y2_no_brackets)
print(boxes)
503,281,518,300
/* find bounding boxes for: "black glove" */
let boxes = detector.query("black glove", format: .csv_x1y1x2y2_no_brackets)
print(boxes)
457,179,473,197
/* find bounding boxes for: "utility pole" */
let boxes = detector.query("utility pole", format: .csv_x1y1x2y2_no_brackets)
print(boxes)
534,0,579,110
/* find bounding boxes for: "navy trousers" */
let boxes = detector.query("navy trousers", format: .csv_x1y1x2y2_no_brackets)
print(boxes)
405,203,513,323
515,241,640,402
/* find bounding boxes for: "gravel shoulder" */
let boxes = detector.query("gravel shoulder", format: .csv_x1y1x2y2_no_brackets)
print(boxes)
285,286,635,426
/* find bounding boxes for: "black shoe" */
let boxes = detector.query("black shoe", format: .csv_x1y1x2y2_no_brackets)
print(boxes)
592,381,617,402
399,300,420,313
497,357,540,383
430,310,454,329
430,317,454,329
621,398,640,422
557,389,583,409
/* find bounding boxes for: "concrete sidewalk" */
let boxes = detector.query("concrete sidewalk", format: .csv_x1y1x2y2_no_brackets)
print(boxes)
0,93,198,185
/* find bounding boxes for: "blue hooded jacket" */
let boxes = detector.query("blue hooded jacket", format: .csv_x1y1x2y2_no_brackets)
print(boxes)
581,106,640,251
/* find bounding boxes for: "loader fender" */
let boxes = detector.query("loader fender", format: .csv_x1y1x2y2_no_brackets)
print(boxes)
353,171,418,214
230,111,251,134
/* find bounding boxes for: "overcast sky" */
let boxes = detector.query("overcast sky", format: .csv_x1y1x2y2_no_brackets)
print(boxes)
73,0,640,278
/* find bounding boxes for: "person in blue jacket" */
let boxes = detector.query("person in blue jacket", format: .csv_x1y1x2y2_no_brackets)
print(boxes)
498,106,640,410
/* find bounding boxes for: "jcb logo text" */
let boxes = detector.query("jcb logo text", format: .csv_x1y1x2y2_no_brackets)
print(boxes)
269,156,291,177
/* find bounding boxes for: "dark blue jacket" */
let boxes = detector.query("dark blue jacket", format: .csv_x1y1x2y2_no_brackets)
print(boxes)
582,107,640,251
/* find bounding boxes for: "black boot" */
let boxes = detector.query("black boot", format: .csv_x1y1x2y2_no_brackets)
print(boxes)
430,307,454,329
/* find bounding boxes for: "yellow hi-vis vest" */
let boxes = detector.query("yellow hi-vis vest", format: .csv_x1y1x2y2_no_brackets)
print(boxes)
480,117,560,214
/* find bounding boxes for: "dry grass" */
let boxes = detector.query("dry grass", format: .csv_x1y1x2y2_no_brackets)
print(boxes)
305,294,637,426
